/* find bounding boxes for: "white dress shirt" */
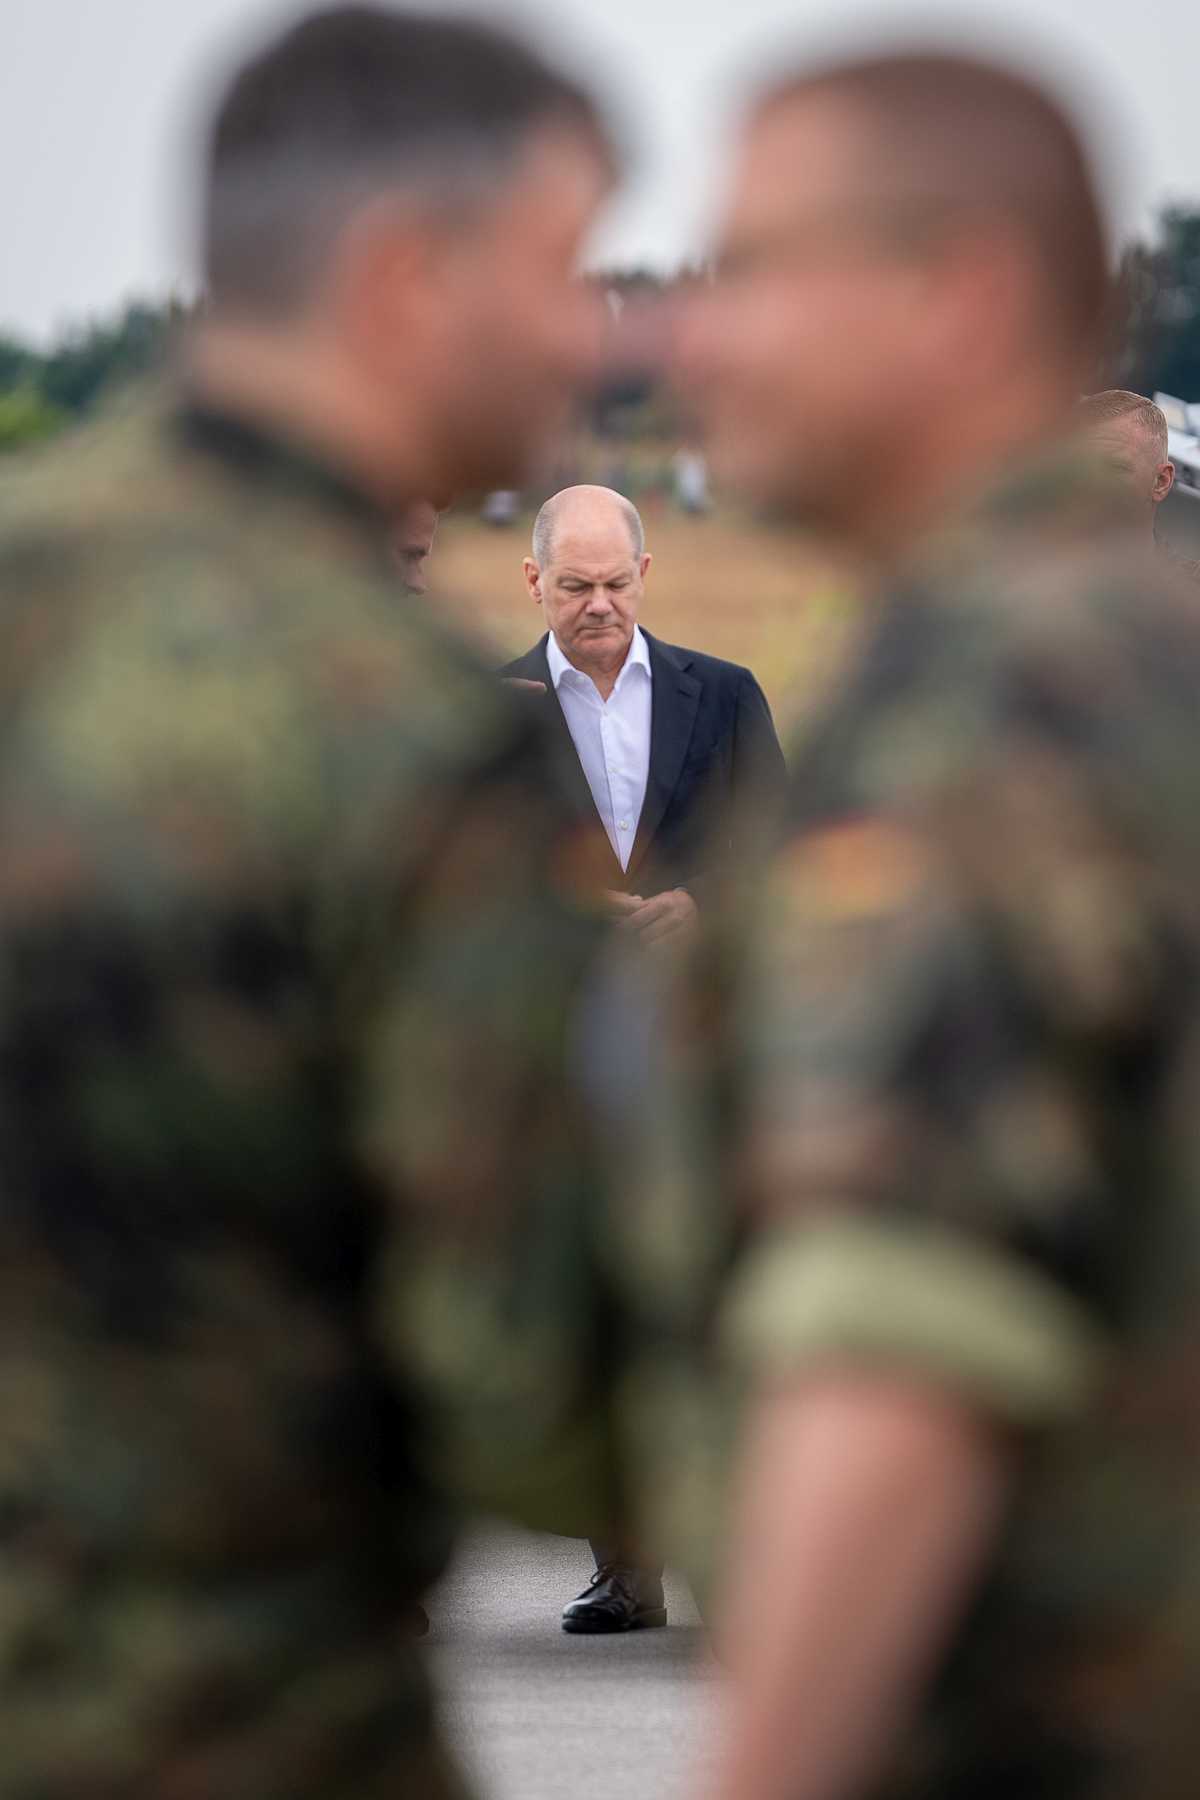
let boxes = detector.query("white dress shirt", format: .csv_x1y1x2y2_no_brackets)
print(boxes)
546,625,653,873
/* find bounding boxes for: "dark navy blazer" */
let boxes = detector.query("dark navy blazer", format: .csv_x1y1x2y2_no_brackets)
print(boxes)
500,629,787,897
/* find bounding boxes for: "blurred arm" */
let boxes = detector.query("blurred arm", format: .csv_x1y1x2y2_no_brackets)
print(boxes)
709,1374,1010,1800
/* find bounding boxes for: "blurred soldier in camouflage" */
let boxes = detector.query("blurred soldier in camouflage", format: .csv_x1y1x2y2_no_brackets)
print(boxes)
658,48,1200,1800
0,8,616,1797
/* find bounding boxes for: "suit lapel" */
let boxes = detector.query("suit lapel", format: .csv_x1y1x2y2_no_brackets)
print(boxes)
524,635,624,884
629,633,701,881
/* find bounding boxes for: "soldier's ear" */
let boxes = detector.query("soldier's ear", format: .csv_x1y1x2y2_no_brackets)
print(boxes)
332,202,432,362
1155,462,1176,505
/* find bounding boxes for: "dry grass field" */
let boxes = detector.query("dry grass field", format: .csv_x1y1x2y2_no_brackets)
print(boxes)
432,508,867,740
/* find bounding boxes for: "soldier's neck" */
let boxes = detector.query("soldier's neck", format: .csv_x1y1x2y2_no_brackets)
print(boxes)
185,321,429,511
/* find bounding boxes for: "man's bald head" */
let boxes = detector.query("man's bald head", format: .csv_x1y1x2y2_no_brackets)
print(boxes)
531,485,645,571
524,486,651,689
754,51,1111,356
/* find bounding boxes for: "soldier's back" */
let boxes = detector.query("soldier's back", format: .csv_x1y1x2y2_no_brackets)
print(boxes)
0,388,554,1799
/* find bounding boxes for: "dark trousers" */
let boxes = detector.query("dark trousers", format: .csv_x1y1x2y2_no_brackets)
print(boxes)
588,1538,664,1579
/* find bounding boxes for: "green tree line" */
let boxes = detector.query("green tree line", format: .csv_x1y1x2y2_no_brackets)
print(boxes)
1113,209,1200,401
2,207,1200,456
0,300,189,453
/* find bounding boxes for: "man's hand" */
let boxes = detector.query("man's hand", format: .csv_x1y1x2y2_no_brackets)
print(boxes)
606,888,698,948
503,677,547,694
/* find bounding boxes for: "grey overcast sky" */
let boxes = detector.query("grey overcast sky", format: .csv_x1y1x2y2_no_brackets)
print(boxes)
4,0,1199,342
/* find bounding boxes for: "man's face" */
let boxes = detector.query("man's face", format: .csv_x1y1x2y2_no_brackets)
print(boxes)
401,130,610,497
394,499,439,595
674,97,952,523
1086,418,1174,520
525,515,649,670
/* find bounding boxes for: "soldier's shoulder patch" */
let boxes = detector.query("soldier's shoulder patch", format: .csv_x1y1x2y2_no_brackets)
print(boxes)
776,816,933,923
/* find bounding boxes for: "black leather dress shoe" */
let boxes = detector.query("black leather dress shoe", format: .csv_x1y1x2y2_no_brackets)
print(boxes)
561,1563,668,1634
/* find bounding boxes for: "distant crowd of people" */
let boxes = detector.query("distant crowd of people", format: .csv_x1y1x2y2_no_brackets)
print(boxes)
4,10,1200,1800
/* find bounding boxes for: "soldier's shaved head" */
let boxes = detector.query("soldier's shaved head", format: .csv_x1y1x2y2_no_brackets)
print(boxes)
753,52,1111,354
531,485,645,570
1078,390,1174,531
1078,390,1169,464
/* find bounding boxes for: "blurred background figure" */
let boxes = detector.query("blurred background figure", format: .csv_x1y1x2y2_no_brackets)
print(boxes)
0,7,619,1796
1076,390,1200,571
1149,390,1200,493
672,444,711,516
394,497,441,595
660,43,1200,1800
482,488,522,527
1077,388,1175,539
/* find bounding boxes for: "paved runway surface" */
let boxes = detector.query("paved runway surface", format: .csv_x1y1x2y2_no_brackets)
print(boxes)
430,1524,722,1800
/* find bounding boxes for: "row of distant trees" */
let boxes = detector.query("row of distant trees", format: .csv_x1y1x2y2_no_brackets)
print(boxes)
2,208,1200,455
1112,209,1200,401
0,300,191,453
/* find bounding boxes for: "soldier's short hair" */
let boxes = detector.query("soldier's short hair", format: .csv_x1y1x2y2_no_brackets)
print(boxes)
1078,390,1169,464
755,51,1111,356
204,6,614,316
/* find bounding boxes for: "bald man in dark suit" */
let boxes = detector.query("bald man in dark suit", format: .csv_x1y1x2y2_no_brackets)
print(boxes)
503,484,786,1631
505,484,786,947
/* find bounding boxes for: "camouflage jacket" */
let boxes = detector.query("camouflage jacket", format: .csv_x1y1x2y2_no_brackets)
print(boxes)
0,388,615,1799
583,456,1200,1800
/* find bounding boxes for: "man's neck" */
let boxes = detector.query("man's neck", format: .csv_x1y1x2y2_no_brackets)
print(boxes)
185,319,431,510
555,629,636,704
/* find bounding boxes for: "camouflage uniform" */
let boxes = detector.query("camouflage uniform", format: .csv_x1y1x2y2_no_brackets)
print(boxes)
0,388,615,1798
611,453,1200,1799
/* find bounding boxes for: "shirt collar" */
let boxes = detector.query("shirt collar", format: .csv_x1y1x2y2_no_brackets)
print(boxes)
546,625,651,692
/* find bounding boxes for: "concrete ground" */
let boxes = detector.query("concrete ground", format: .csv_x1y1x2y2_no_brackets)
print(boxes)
429,1524,723,1800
